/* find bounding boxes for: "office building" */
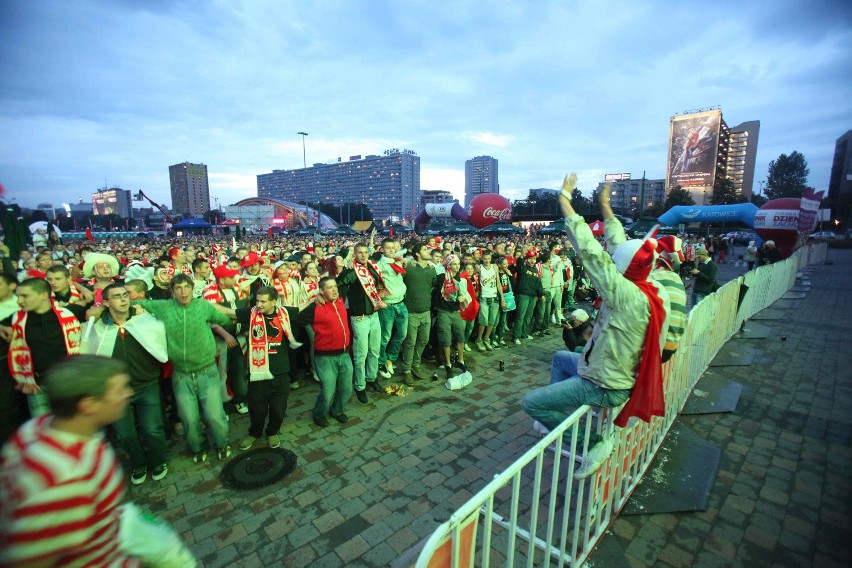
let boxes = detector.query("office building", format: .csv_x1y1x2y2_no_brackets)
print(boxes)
727,121,760,200
465,156,499,208
257,149,420,222
666,109,758,203
827,129,852,227
92,188,133,218
169,162,210,217
594,178,666,216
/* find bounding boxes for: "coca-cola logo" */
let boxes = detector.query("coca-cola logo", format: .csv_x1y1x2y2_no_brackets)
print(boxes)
483,207,511,220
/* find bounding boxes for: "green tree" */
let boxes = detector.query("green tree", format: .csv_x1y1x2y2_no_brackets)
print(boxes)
765,151,809,199
661,186,696,211
643,203,666,218
751,193,768,207
710,178,743,205
571,188,590,214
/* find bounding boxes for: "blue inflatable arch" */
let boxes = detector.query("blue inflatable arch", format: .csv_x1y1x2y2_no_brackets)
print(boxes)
657,203,759,227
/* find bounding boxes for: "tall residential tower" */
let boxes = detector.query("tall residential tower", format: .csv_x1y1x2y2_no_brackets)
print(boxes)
169,162,210,217
464,156,499,208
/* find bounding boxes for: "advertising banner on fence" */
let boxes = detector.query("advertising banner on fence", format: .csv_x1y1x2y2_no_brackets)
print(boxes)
666,110,722,190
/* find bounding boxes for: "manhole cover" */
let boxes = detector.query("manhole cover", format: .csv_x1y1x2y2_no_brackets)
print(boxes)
220,447,297,490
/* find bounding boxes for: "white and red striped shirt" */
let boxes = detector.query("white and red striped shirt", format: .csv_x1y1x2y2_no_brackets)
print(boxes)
0,416,139,567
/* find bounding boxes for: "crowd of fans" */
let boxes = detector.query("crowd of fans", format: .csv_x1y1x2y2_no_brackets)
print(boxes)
0,230,609,461
0,186,791,564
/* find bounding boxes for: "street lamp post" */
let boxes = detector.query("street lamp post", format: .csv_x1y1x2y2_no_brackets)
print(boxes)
297,132,308,169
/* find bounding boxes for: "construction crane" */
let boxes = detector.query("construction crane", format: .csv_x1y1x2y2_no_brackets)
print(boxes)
133,190,176,224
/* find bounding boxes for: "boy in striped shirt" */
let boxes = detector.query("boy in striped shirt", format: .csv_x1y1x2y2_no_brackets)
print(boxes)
0,356,138,567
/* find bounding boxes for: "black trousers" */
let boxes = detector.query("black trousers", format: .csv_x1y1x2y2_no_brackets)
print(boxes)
247,373,290,437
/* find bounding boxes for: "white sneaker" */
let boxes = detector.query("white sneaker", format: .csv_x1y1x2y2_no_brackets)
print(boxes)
573,436,614,480
235,402,248,414
475,340,485,352
533,421,550,436
514,339,521,345
464,344,472,352
386,360,395,375
484,339,494,351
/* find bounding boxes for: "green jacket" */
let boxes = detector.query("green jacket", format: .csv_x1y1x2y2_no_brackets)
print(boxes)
134,298,231,373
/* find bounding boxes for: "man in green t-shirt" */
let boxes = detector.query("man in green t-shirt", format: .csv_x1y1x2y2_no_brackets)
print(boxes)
134,274,233,464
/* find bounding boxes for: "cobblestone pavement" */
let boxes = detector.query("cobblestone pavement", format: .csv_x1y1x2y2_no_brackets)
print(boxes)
131,302,571,566
129,250,851,567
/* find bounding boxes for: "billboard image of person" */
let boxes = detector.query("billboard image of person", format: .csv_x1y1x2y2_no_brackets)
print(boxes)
666,110,722,189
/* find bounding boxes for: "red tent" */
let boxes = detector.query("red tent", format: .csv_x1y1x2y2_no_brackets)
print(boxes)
588,221,604,236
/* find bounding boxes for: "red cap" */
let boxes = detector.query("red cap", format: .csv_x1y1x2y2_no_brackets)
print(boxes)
213,265,240,280
239,252,261,268
525,250,537,259
168,247,180,259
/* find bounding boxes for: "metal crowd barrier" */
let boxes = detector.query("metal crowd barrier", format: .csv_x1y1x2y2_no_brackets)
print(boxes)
406,243,827,568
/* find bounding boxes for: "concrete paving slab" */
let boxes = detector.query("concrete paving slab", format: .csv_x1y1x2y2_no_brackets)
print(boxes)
750,307,787,320
623,423,721,515
682,372,743,415
736,321,773,339
709,343,759,367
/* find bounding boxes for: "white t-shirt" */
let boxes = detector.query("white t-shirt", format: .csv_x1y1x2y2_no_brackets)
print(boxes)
478,264,498,299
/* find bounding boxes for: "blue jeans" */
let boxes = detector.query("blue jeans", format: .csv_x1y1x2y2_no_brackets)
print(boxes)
522,351,632,442
172,365,230,453
112,381,167,469
494,309,508,341
534,290,553,332
215,336,247,404
351,313,381,390
513,294,537,340
378,302,409,364
692,291,707,307
313,354,353,418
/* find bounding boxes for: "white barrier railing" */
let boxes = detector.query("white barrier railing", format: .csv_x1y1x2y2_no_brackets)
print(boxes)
408,243,827,568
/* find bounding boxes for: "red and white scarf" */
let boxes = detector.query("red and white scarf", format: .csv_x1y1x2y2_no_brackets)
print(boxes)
302,278,319,304
8,307,82,389
354,261,387,310
51,285,82,307
248,307,302,381
442,255,460,300
614,250,667,427
166,263,193,279
202,282,245,304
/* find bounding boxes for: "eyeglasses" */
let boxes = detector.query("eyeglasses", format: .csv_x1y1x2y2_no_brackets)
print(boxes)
107,292,130,300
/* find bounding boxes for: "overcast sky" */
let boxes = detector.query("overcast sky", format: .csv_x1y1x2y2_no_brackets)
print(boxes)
1,0,850,212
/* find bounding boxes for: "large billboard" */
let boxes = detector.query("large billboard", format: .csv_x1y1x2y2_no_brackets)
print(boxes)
666,110,722,190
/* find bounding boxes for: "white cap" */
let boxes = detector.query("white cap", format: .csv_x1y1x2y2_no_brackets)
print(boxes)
570,308,590,323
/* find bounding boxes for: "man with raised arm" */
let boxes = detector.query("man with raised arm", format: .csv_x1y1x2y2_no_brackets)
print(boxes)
522,173,669,480
599,188,686,363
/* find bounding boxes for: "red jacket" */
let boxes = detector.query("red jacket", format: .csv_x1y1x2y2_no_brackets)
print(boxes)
310,297,351,353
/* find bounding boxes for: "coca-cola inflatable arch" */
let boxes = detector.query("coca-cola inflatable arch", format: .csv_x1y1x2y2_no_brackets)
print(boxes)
413,193,513,231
